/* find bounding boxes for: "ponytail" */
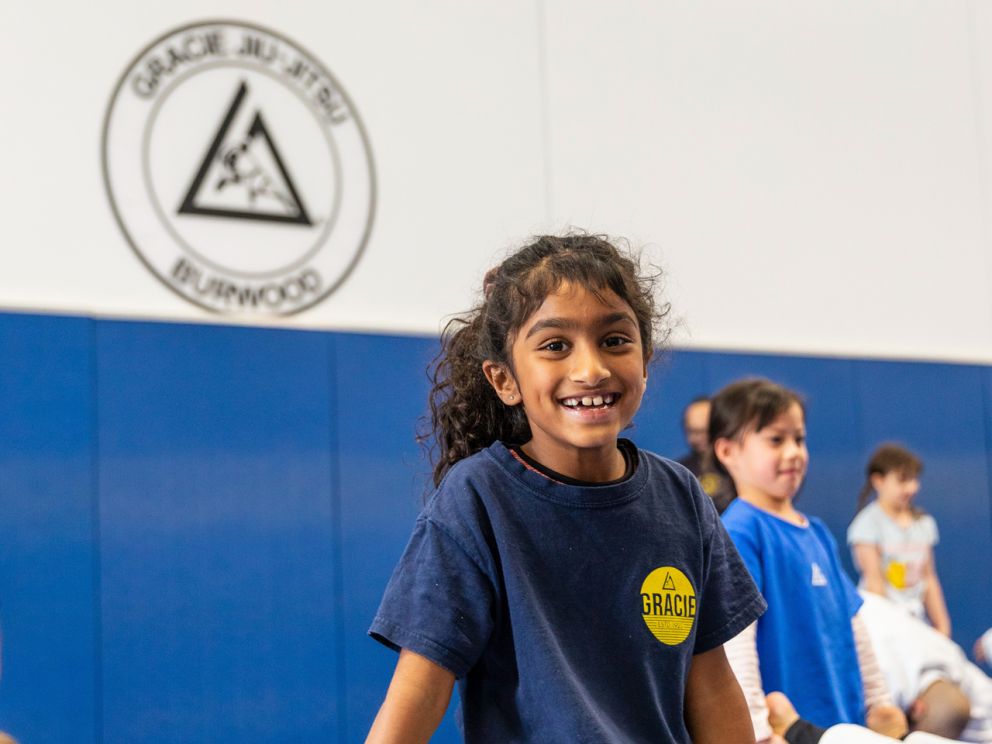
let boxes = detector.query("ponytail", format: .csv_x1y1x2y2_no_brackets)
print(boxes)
855,479,874,515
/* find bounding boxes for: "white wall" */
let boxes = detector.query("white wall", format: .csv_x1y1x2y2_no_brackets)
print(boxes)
3,1,992,363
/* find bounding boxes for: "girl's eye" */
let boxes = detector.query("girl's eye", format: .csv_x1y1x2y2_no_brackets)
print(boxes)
603,335,631,348
768,436,783,446
541,340,567,353
795,436,806,446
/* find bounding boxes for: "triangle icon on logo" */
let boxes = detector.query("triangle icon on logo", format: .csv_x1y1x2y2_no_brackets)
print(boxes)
811,562,828,587
177,82,313,225
662,573,677,591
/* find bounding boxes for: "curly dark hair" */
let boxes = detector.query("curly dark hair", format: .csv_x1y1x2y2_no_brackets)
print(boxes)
421,233,670,487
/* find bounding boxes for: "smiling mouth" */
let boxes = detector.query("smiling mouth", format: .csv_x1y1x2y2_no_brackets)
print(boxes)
560,393,620,410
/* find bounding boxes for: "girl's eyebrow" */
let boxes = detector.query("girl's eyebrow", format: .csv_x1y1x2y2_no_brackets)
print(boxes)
524,312,636,339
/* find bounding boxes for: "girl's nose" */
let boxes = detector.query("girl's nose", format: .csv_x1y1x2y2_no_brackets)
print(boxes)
570,345,610,385
783,438,804,459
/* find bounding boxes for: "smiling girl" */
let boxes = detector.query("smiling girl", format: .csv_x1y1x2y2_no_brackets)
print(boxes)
365,234,766,743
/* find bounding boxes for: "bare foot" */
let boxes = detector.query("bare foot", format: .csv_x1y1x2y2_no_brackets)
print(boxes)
866,703,909,739
766,691,800,736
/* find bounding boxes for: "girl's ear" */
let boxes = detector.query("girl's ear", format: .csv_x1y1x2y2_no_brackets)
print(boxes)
482,360,521,406
713,437,736,471
869,472,885,491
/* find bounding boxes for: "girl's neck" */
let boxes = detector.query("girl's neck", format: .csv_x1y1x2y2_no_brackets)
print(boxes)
520,441,626,483
876,498,911,522
739,490,805,526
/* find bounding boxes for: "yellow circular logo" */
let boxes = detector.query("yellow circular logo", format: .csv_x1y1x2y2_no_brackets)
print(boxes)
640,566,696,646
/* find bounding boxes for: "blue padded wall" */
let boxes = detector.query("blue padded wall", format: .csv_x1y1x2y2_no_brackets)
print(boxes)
334,333,461,743
0,314,99,743
852,361,992,650
1,309,991,742
95,321,340,743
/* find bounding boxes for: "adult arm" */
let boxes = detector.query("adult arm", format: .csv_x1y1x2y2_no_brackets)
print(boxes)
685,643,757,744
365,649,455,744
851,543,887,596
922,550,951,637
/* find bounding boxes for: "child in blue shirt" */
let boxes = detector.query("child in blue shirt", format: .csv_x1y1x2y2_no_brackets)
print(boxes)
713,378,908,740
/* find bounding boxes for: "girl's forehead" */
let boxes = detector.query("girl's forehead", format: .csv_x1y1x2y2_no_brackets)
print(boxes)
525,281,632,320
757,402,806,431
882,467,918,480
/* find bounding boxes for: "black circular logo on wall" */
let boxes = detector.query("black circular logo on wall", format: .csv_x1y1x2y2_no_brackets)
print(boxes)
103,20,376,315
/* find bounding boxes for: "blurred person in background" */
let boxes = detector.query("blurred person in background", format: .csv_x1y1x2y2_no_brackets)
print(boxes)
677,396,736,513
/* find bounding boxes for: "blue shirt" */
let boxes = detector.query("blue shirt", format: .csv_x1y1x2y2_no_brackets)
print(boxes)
723,498,865,729
371,441,766,743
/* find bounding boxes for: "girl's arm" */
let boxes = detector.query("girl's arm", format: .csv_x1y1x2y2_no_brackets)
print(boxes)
851,544,887,595
365,648,456,744
851,612,908,739
724,622,773,741
922,549,951,637
685,643,756,744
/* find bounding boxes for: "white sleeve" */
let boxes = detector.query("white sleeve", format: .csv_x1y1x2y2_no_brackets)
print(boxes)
853,611,893,710
723,621,772,742
848,507,880,546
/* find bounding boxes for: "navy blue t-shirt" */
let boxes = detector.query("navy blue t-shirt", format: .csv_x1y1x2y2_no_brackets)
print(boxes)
370,441,766,743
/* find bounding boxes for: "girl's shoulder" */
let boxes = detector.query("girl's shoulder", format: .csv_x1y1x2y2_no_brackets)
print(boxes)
913,511,939,541
847,500,883,542
637,447,699,484
636,447,720,507
423,445,511,516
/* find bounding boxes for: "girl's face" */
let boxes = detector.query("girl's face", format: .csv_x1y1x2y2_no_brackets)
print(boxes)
484,281,648,481
872,470,920,510
718,402,808,508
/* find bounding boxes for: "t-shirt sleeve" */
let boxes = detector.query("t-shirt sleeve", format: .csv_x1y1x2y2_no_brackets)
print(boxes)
847,507,879,546
923,514,939,545
693,494,767,654
724,514,763,593
368,515,496,678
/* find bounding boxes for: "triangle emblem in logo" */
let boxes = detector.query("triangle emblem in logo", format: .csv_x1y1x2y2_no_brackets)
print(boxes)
177,82,312,225
811,562,828,587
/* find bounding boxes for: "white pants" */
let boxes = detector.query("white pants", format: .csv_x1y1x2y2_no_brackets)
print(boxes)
820,725,960,743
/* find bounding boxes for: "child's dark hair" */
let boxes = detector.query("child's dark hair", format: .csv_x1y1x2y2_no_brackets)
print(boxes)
422,233,669,487
709,378,806,450
855,443,924,515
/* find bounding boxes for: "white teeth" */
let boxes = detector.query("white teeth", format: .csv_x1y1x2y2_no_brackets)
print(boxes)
563,394,617,408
